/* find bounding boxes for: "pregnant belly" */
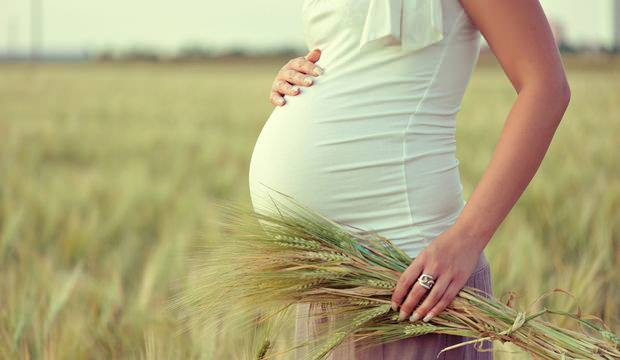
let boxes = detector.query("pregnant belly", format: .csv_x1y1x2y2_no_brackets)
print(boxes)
248,80,466,253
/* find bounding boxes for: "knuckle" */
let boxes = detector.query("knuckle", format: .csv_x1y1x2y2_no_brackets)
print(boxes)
403,294,421,310
425,267,438,277
416,251,428,262
400,302,414,314
428,290,441,303
427,261,443,274
291,57,304,68
408,260,424,273
287,59,297,68
392,283,403,295
434,301,448,313
291,73,303,84
417,304,430,314
278,80,291,90
453,273,466,284
293,73,305,83
289,69,302,80
269,93,282,105
392,288,407,302
409,258,422,269
445,289,458,301
452,286,463,297
397,275,413,290
453,273,466,285
416,289,430,303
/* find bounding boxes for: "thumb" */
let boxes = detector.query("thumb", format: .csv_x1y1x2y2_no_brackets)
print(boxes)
304,48,322,63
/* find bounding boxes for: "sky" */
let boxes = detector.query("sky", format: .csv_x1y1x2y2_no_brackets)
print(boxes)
0,0,616,54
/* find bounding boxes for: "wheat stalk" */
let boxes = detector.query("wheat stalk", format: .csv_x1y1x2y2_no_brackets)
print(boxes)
176,192,620,359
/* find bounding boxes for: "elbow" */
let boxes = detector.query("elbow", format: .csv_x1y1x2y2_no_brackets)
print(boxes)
540,76,571,112
542,78,571,127
555,77,571,111
522,75,571,114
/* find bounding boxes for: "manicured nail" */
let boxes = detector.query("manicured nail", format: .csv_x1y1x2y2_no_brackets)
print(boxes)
423,312,434,322
277,98,285,105
313,66,324,76
291,86,300,93
409,312,421,322
391,302,398,312
304,76,314,85
398,310,408,322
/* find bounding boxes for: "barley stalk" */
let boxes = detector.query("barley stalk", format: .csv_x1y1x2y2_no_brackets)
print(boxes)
367,279,396,289
185,193,620,360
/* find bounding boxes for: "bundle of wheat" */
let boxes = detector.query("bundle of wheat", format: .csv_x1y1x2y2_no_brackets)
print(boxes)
176,191,620,360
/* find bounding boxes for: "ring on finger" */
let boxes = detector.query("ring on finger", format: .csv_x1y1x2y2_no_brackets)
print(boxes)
417,274,435,290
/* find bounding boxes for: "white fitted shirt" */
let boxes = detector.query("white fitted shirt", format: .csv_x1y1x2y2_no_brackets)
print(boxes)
249,0,481,258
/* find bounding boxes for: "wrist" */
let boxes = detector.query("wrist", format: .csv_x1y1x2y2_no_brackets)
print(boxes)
450,220,493,252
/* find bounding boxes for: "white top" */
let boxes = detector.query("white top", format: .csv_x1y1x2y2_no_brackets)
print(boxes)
359,0,444,52
249,0,481,258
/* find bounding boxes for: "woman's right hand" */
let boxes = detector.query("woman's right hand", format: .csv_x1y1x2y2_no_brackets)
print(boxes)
269,48,324,106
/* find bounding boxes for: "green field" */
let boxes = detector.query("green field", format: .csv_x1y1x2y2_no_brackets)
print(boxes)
0,57,618,359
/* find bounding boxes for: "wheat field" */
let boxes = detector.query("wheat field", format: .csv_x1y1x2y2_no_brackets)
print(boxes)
0,56,618,359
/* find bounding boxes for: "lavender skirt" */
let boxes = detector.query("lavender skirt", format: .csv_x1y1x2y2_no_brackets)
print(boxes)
294,253,493,360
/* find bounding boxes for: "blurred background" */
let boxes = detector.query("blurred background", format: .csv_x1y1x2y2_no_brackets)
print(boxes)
0,0,618,359
1,0,620,58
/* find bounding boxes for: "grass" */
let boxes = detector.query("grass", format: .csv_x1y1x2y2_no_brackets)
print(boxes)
0,55,618,359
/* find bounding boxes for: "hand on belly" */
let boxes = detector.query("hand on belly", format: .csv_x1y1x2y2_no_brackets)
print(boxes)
268,48,324,107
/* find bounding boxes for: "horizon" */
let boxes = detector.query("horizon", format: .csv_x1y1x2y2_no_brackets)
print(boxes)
0,0,616,55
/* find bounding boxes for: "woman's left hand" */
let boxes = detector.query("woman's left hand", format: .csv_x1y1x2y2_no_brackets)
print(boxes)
390,226,485,323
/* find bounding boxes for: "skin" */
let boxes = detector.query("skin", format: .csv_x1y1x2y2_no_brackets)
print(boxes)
270,0,570,324
269,48,324,106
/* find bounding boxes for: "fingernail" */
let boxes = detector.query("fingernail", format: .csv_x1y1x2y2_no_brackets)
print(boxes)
423,313,434,322
277,98,285,105
304,76,314,85
391,302,398,312
398,310,408,322
291,86,300,93
409,312,421,322
313,66,324,76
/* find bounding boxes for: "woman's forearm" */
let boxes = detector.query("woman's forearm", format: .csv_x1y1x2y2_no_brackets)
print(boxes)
392,0,572,323
453,82,571,251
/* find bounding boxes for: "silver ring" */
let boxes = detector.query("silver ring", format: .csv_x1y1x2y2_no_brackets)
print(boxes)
417,274,435,290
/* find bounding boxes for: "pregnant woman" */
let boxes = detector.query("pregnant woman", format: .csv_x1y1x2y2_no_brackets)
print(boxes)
249,0,570,358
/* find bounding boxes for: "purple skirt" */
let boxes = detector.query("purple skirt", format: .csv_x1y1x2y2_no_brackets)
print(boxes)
294,253,493,360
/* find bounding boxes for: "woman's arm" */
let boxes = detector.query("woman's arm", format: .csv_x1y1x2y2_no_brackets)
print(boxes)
391,0,570,323
452,0,571,243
